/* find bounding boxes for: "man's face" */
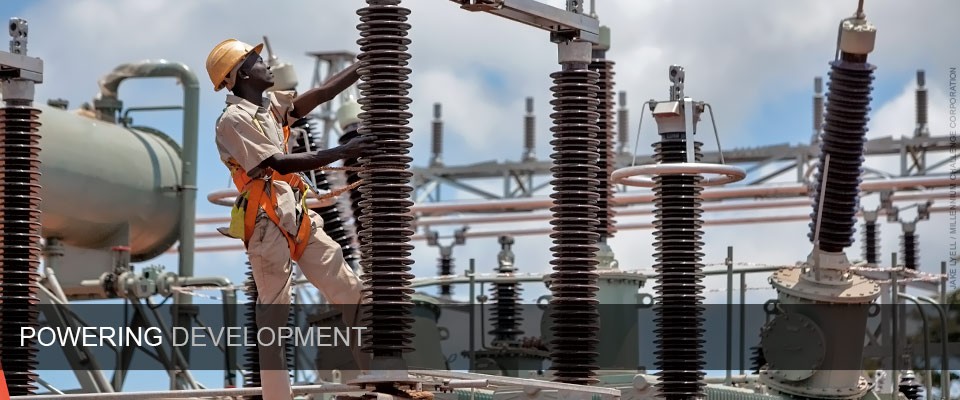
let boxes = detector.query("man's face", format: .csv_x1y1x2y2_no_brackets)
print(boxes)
239,52,275,88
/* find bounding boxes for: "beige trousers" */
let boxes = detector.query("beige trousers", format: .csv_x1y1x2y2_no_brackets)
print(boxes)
246,210,369,400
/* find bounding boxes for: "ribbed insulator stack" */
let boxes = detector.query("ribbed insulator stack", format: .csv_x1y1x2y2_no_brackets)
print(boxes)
286,294,296,378
338,130,365,234
489,259,523,345
652,137,706,399
898,372,923,400
749,344,765,374
355,0,416,360
290,117,359,267
523,97,536,161
901,230,918,270
431,103,443,167
862,219,879,264
808,59,875,251
588,57,616,238
242,261,261,400
0,105,42,396
546,65,601,386
438,252,453,297
915,70,928,137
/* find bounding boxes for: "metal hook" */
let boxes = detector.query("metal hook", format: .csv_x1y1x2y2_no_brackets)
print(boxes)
704,103,725,165
630,100,655,167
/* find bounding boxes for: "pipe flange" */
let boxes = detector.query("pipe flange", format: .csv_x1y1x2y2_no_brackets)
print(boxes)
155,271,178,296
611,162,746,188
769,267,880,303
596,270,646,283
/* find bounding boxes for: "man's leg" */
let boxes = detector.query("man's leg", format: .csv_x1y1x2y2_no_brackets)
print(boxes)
296,211,370,372
248,218,295,400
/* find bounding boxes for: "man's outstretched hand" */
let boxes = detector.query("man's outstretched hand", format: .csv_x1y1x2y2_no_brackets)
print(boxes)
340,135,381,158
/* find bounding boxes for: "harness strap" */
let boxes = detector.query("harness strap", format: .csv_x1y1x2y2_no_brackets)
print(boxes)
222,104,313,261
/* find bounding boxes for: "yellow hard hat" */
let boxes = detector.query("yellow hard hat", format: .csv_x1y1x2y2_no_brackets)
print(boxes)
206,39,264,91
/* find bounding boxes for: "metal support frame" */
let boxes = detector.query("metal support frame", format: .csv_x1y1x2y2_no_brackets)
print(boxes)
452,0,601,44
407,134,958,203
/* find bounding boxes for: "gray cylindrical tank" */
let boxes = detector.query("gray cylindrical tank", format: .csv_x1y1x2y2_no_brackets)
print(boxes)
37,104,182,261
406,294,450,370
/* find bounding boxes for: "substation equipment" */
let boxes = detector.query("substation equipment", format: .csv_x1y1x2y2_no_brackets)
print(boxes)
0,1,956,400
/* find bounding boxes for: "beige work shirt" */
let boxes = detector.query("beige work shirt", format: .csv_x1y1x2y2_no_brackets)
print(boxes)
215,90,304,237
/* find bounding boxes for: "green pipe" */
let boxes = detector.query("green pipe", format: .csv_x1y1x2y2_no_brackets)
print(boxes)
96,59,199,359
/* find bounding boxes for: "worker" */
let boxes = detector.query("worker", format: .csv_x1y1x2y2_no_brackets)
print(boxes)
205,38,373,400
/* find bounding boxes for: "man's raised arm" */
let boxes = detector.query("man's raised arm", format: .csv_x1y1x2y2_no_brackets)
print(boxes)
290,62,362,119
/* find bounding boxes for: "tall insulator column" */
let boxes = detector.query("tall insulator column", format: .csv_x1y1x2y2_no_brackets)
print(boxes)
290,117,360,268
354,0,416,368
617,91,629,155
764,6,882,399
490,236,523,345
807,38,876,252
610,65,744,398
0,18,43,396
242,262,261,400
913,70,929,172
546,37,601,386
651,65,706,400
523,97,536,162
915,70,929,138
862,210,879,264
427,228,465,299
437,247,453,297
430,103,443,167
812,76,824,143
589,48,616,238
900,222,918,270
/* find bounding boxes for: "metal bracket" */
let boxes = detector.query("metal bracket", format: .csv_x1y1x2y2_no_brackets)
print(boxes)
451,0,601,44
684,97,696,163
0,18,42,83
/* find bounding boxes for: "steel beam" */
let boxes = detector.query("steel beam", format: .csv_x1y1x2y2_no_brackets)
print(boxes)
452,0,601,43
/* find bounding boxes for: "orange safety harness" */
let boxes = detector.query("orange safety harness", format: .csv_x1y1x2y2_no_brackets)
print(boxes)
220,106,363,262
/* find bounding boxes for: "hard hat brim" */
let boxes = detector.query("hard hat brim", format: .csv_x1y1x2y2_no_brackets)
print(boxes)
250,43,264,55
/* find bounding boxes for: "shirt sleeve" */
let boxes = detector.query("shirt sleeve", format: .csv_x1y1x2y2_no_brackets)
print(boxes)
269,90,300,127
216,112,283,174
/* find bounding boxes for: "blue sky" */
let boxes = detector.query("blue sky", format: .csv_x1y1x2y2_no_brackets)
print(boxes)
1,0,958,394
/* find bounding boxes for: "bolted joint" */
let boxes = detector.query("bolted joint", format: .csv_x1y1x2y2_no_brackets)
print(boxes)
9,17,27,55
557,39,592,65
